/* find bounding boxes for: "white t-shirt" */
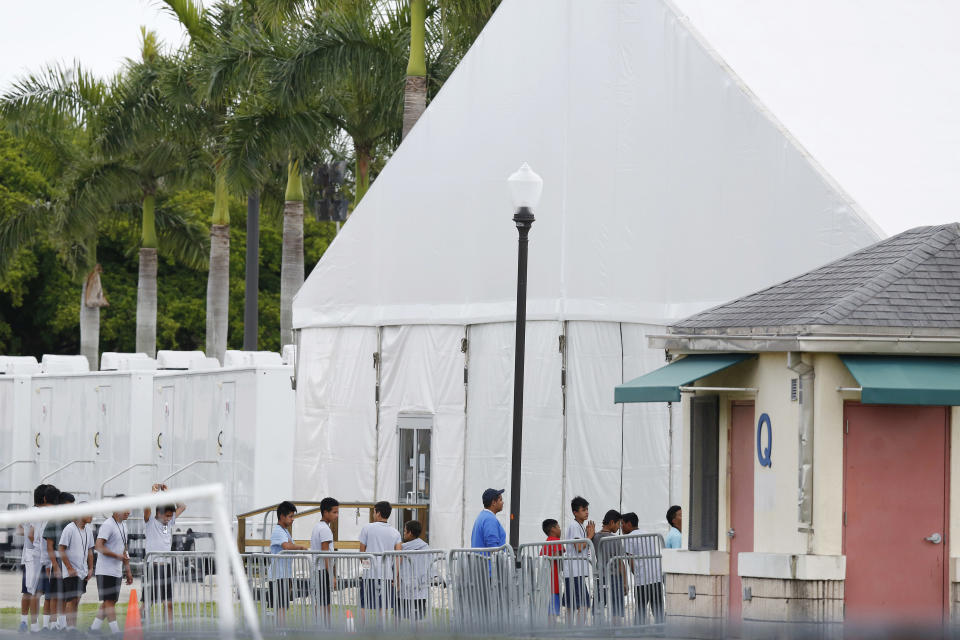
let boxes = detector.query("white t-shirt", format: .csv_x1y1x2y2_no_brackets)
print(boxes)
95,517,128,578
145,515,176,555
310,520,334,569
624,533,662,585
59,522,94,580
563,520,591,578
20,522,34,564
359,521,401,578
34,519,50,567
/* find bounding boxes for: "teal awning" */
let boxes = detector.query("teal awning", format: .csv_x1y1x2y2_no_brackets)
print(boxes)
614,354,755,403
840,355,960,406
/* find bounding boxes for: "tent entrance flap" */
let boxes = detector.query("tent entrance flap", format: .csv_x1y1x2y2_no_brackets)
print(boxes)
840,355,960,406
615,354,755,404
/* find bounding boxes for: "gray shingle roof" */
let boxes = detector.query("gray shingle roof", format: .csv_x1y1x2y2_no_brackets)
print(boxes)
671,224,960,332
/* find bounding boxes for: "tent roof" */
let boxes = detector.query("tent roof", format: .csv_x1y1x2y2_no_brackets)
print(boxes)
293,0,884,330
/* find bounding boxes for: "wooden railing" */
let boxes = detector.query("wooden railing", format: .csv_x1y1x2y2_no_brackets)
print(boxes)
236,501,429,553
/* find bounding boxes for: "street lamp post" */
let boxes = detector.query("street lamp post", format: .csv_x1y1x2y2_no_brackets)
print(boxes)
507,163,543,550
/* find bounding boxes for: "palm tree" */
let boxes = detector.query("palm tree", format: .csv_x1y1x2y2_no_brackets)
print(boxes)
200,1,334,349
97,28,208,357
157,0,238,364
1,64,112,369
403,0,427,139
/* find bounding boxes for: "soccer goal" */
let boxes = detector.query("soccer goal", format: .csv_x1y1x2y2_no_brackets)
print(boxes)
0,483,261,640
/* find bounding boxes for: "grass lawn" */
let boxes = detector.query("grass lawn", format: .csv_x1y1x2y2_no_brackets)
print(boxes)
0,602,130,631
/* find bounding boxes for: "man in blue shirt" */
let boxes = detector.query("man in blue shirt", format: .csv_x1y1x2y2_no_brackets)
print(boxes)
471,489,506,548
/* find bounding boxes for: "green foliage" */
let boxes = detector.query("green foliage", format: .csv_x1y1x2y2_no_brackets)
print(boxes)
0,0,500,358
0,182,337,355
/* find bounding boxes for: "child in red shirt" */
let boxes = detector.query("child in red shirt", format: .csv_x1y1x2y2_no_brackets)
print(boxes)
540,519,564,618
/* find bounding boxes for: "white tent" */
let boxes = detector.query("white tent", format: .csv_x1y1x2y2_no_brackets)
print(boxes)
292,0,884,547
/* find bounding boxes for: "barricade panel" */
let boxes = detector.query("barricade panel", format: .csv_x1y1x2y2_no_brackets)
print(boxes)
140,535,663,634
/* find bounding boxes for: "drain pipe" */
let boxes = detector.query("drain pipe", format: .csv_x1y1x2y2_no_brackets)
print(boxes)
787,352,814,552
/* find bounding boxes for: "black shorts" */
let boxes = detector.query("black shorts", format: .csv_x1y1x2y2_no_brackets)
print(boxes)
148,563,173,601
47,574,63,599
268,579,293,609
97,575,122,602
316,570,332,606
61,577,83,601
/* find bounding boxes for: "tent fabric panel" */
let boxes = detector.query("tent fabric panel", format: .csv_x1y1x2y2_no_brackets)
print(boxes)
564,322,626,528
620,323,676,536
377,325,466,550
293,328,378,505
462,321,564,546
615,353,756,404
841,355,960,406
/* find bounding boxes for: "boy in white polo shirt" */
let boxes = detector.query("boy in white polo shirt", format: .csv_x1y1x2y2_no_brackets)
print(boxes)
310,497,339,621
358,501,402,613
144,483,187,626
18,484,48,633
91,497,133,634
563,495,595,623
59,510,95,632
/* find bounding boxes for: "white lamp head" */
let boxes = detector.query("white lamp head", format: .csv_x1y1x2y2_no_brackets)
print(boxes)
507,163,543,210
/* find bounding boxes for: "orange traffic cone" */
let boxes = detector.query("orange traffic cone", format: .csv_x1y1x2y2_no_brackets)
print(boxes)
125,588,143,640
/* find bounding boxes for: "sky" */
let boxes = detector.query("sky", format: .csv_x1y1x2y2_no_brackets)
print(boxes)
0,1,188,89
673,0,960,237
2,1,958,238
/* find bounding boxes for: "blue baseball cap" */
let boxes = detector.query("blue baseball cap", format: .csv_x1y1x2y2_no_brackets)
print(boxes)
482,488,505,504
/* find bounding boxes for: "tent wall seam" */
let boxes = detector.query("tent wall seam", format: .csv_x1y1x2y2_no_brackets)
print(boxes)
460,325,470,547
560,320,569,530
619,323,625,515
373,326,382,500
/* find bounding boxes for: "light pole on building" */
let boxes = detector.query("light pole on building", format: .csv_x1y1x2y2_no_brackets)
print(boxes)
507,162,543,550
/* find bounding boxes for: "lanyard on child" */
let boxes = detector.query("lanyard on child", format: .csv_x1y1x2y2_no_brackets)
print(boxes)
114,517,127,549
76,523,88,558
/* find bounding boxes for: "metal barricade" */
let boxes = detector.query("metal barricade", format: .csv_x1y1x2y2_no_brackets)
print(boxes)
142,536,662,635
240,552,320,631
595,532,665,629
283,550,376,632
517,538,597,628
380,548,450,629
448,544,516,632
143,551,220,633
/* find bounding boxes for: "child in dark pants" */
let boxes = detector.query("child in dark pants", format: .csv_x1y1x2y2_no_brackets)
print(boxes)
59,512,94,632
398,520,430,620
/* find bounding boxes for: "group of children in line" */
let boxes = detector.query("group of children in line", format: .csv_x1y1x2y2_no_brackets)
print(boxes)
539,496,683,624
267,498,434,622
16,483,186,635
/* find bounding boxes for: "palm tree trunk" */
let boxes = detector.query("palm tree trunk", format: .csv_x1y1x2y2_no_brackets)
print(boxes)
403,0,428,139
243,189,259,351
79,280,100,371
206,170,230,364
136,193,158,356
281,161,304,347
355,145,372,206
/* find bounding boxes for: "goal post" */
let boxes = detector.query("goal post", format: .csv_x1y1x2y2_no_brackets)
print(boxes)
0,483,262,640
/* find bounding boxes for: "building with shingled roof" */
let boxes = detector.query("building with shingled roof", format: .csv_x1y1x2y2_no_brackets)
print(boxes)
617,224,960,629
